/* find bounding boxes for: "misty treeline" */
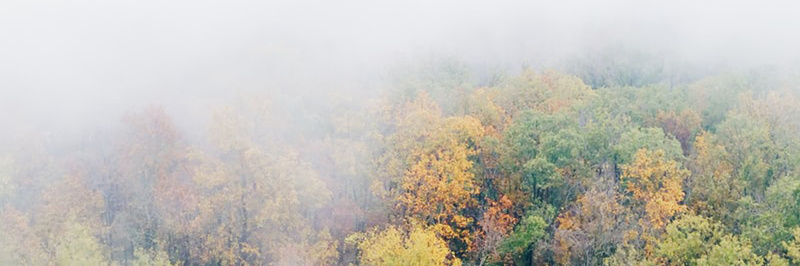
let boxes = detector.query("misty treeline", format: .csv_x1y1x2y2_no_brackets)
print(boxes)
2,52,800,266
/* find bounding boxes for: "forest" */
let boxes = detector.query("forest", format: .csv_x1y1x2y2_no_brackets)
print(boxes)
2,53,800,265
4,2,800,266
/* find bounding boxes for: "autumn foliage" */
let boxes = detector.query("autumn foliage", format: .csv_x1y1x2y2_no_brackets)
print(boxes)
2,62,800,265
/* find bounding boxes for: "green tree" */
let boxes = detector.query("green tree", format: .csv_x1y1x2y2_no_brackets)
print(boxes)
503,111,590,208
685,131,742,226
614,127,683,166
54,221,109,266
498,215,547,264
133,247,173,266
715,111,776,201
696,235,762,266
687,73,749,131
655,214,725,265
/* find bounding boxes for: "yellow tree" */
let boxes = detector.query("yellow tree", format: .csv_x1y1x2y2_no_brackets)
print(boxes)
187,96,336,265
377,92,484,255
0,173,106,265
30,173,106,264
782,227,800,264
0,156,14,206
54,221,109,266
496,69,595,119
400,117,484,252
685,131,741,225
0,207,48,265
553,181,626,265
85,105,189,262
621,148,689,254
398,115,483,224
346,221,461,266
373,92,441,203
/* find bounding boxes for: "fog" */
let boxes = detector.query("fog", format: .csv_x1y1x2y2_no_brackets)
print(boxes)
3,1,799,144
2,1,800,264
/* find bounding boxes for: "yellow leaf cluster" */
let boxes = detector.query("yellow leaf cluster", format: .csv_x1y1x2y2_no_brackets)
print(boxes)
384,93,486,254
348,222,461,266
622,148,689,229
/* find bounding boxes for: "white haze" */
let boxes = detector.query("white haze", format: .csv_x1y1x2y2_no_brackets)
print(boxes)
2,0,800,148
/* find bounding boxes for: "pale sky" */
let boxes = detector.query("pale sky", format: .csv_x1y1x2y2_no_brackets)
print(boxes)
2,0,799,146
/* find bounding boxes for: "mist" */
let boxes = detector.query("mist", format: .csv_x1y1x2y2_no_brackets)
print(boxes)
4,1,799,140
2,1,800,265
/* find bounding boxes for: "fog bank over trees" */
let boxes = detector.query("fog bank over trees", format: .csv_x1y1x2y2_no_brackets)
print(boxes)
3,1,799,143
1,1,800,265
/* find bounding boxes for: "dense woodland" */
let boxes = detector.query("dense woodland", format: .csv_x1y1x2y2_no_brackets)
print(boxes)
2,55,800,265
